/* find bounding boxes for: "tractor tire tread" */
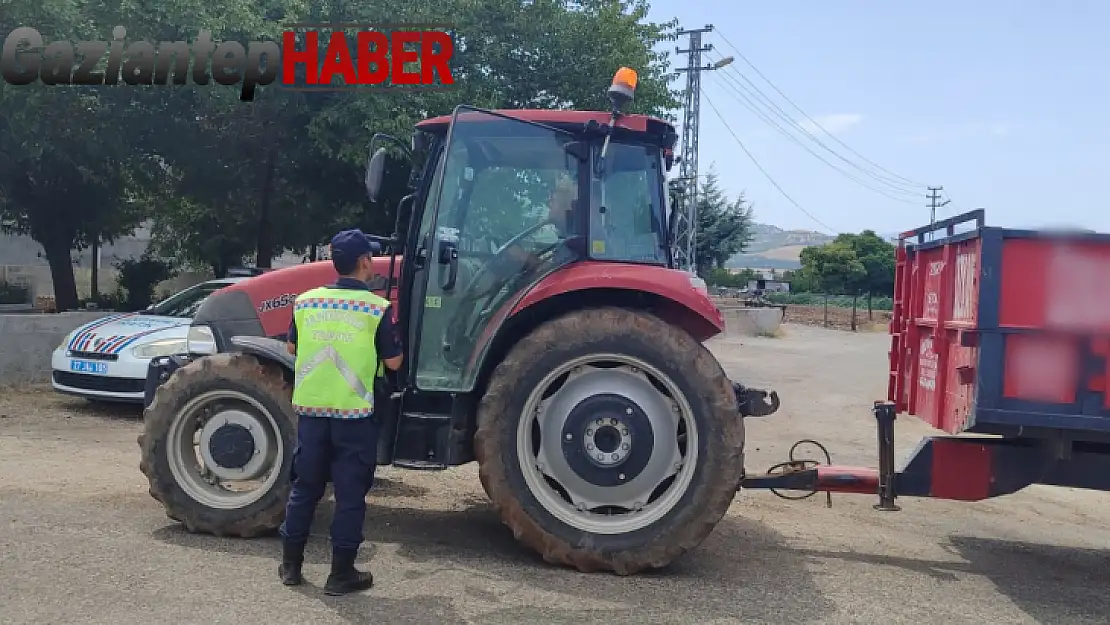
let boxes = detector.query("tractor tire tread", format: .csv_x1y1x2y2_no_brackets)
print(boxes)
474,306,743,575
138,352,294,538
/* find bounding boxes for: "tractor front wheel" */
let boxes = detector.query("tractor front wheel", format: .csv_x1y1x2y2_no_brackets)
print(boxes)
138,353,296,537
475,307,744,575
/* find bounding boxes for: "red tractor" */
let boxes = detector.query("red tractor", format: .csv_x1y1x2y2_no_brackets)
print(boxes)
137,69,780,575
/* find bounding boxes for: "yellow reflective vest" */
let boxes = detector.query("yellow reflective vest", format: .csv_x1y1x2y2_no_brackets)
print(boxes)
290,287,388,418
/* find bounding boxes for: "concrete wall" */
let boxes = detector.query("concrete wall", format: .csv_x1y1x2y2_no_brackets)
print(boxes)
0,312,110,385
720,306,785,337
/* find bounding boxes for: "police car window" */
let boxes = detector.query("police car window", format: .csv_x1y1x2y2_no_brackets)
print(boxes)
149,283,225,318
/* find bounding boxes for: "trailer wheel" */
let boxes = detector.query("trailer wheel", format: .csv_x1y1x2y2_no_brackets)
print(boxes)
475,307,744,575
138,353,295,537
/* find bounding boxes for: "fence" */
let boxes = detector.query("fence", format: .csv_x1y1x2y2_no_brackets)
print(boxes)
0,264,212,312
713,290,894,332
0,264,121,304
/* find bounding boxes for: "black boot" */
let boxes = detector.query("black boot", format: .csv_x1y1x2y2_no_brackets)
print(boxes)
324,548,373,595
278,539,306,586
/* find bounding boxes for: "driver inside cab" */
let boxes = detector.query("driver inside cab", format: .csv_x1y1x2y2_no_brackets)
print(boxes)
505,173,580,270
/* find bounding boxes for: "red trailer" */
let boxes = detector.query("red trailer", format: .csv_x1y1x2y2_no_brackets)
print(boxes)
742,209,1110,508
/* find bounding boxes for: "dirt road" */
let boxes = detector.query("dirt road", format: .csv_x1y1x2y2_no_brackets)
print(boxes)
2,324,1108,624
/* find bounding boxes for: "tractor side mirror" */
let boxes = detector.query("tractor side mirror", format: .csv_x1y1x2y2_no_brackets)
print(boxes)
663,149,675,171
365,147,388,203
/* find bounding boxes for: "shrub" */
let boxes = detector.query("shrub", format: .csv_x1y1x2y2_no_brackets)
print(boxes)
0,281,30,305
115,255,177,311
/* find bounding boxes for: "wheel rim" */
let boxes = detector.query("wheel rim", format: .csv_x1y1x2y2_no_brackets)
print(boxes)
516,353,699,535
165,389,285,510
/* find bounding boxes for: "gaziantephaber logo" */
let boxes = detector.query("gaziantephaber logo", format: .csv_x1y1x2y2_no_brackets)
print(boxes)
1,24,456,101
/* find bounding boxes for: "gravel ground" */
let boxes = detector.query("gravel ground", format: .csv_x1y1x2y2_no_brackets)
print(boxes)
2,323,1109,624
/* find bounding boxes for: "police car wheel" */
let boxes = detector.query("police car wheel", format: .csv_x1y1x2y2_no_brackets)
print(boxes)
474,307,744,575
139,352,296,538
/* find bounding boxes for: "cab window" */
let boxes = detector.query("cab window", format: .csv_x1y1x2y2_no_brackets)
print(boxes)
588,143,667,265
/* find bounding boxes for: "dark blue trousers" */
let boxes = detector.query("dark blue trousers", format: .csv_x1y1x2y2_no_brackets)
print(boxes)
279,415,380,551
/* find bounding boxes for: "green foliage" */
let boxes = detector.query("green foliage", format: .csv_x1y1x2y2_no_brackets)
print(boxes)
671,169,754,277
0,282,31,305
704,267,758,288
115,255,178,311
700,173,755,276
790,230,896,296
0,0,682,306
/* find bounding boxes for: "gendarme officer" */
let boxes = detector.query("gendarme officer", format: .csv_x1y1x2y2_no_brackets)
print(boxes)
278,229,403,595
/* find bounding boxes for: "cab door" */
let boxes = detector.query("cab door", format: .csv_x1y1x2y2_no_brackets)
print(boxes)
406,106,582,394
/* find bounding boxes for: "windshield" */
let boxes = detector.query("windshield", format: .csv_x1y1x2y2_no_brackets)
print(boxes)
434,135,583,252
146,282,229,318
588,142,668,265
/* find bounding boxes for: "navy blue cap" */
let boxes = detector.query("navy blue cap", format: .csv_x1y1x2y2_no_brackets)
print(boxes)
330,229,380,261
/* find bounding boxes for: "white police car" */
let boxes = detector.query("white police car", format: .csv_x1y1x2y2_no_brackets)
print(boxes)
51,278,245,403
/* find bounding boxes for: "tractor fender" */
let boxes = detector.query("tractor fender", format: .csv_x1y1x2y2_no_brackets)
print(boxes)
229,335,296,371
510,261,725,341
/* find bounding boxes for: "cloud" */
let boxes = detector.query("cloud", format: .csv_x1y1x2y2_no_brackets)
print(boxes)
799,113,864,136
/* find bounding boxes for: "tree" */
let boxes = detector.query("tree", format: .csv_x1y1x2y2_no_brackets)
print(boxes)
3,0,685,294
792,230,895,297
0,0,304,306
0,85,156,310
837,230,896,296
704,267,757,288
693,170,754,277
145,0,684,272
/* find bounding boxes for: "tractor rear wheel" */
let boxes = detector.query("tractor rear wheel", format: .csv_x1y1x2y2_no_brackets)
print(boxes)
475,307,744,575
138,353,295,537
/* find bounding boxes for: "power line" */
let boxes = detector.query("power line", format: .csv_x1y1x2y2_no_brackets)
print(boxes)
701,88,836,234
712,28,928,189
705,61,921,204
706,51,921,199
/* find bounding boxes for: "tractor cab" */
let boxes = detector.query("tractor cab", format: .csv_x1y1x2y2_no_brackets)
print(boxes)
365,69,683,398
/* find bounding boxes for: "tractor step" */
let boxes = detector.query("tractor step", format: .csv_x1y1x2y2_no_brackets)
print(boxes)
390,411,453,470
392,459,450,470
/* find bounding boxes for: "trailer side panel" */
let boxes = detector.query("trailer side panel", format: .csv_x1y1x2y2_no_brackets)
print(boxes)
890,213,1110,438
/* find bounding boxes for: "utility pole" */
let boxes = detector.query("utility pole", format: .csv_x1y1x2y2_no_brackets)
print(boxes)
926,186,950,239
673,25,732,273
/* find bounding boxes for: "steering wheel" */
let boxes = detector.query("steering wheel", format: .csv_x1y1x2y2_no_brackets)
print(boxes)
495,219,553,255
440,228,564,367
465,219,555,288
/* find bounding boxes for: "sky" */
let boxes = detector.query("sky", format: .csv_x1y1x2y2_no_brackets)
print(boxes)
647,0,1110,235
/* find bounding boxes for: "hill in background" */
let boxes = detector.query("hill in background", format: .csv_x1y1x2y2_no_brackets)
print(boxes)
727,223,834,270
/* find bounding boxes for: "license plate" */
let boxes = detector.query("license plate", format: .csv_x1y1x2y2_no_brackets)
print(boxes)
70,360,108,375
